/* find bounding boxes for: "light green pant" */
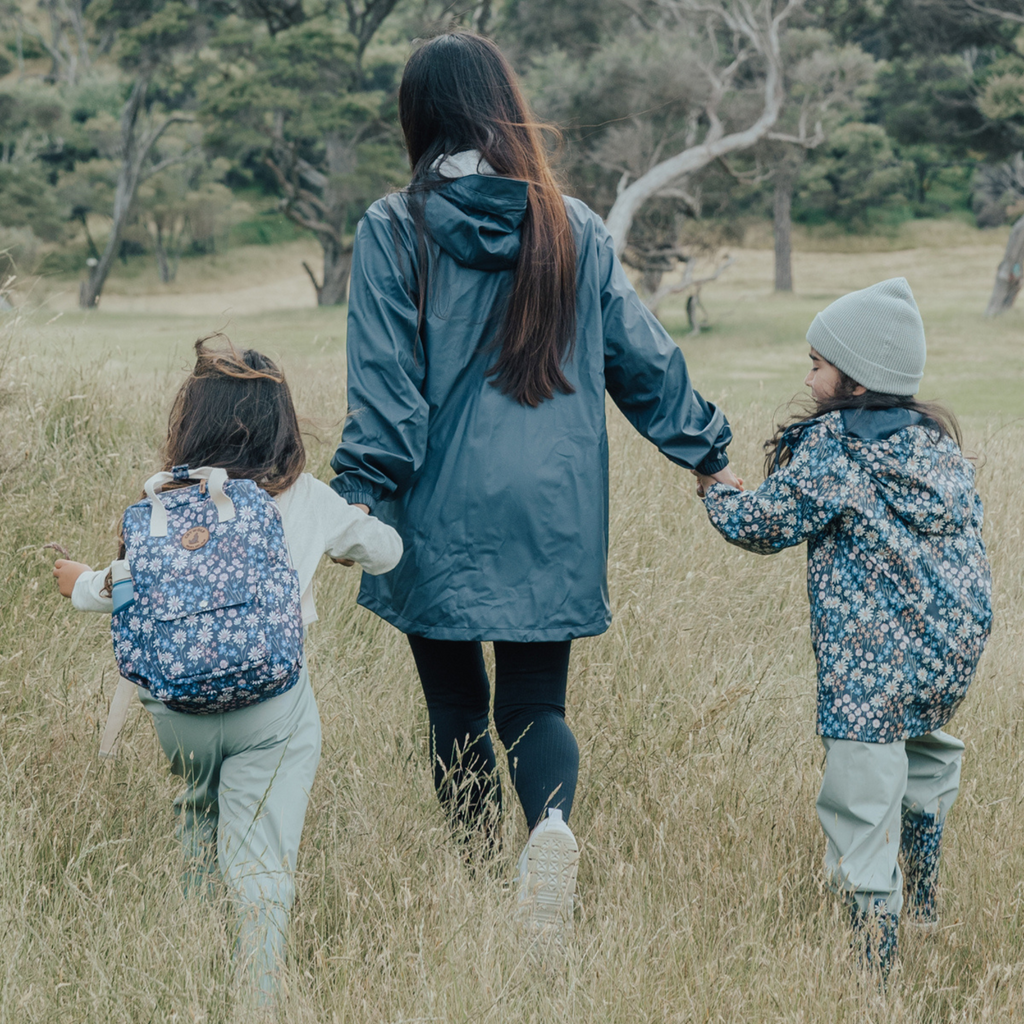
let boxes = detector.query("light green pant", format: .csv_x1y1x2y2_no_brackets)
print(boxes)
140,665,321,998
816,730,964,916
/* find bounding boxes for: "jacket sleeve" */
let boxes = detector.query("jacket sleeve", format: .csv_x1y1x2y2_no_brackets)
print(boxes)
596,218,732,475
702,424,845,554
330,204,428,509
71,569,114,612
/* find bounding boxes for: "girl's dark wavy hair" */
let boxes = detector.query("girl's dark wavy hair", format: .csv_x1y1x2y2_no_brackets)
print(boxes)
764,369,962,478
104,335,304,595
394,31,577,408
162,335,305,495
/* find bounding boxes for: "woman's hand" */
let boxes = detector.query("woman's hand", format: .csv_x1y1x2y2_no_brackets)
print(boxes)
693,466,744,498
332,503,372,566
53,559,91,598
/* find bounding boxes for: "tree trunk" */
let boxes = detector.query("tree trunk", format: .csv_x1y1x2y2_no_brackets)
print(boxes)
304,242,353,305
79,77,148,308
773,171,794,292
641,268,663,298
76,212,100,260
78,75,184,308
984,213,1024,317
154,222,173,284
313,135,355,304
687,294,703,333
472,0,492,34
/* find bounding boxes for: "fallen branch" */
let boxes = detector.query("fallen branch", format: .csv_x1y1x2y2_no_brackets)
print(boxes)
302,260,322,295
642,255,736,313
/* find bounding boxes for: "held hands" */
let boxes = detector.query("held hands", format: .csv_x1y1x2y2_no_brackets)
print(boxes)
331,503,371,567
53,559,91,598
693,465,744,498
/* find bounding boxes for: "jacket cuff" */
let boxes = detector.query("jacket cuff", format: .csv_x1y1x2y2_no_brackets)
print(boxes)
329,479,378,511
696,451,729,476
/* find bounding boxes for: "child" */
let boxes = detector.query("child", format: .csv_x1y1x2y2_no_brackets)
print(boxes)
53,338,402,1000
697,278,992,973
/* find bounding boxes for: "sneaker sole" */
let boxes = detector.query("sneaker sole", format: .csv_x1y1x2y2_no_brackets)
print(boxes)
522,826,579,937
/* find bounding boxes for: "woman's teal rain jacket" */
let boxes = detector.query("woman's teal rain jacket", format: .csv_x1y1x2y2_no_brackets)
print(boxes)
330,175,732,641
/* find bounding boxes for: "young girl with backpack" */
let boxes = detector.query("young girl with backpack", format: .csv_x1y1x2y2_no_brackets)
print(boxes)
696,278,991,974
52,338,402,1000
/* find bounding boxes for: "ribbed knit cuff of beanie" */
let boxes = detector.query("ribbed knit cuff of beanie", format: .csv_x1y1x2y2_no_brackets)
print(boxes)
805,277,926,396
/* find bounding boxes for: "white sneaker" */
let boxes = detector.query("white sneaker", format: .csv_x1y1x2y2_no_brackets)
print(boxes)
516,808,579,940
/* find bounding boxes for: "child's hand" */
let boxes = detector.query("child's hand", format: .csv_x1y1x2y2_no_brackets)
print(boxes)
694,466,744,497
53,559,91,598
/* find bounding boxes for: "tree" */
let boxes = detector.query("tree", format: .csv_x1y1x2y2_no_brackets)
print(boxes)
818,0,1024,197
500,0,633,60
0,80,69,270
758,27,875,291
202,14,405,304
523,0,809,311
136,145,233,282
984,212,1024,315
973,152,1024,225
966,0,1024,22
963,0,1024,314
795,122,915,227
847,0,1024,313
600,0,806,256
7,0,92,86
76,2,216,308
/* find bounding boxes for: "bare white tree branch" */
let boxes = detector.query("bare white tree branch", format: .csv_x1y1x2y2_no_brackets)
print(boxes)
642,255,736,312
965,0,1024,23
604,0,804,254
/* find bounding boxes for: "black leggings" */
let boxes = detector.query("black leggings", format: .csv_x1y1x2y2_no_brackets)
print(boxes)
407,636,579,831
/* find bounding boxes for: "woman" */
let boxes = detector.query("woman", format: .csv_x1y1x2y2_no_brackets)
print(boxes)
330,31,739,936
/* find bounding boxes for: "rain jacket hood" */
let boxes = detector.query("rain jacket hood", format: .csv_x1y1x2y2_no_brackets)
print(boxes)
422,175,528,271
838,409,976,537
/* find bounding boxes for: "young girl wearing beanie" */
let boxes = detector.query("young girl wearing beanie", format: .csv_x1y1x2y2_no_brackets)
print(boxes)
697,278,992,974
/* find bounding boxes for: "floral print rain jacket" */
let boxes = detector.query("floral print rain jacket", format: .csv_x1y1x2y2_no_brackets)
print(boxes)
703,408,991,743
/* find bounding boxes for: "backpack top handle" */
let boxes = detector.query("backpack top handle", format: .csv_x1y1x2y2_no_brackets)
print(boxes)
143,465,236,538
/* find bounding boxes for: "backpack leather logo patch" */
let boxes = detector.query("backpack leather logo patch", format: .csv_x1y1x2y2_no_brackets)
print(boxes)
181,526,211,550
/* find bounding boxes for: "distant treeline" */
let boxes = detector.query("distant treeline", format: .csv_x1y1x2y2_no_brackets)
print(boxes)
2,0,1024,307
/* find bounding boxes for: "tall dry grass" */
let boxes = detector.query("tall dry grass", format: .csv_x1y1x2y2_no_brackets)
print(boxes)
1,283,1023,1023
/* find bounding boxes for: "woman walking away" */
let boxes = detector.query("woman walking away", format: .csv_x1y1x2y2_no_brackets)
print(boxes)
330,31,739,941
697,278,992,976
53,338,402,1002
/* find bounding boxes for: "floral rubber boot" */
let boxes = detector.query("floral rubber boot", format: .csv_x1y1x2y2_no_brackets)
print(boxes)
849,899,899,978
900,811,943,929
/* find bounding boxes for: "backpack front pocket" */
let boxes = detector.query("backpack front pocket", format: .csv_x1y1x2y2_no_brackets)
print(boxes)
150,568,253,620
146,570,267,682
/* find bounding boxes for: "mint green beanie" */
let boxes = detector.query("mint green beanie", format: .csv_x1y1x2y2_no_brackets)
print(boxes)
805,277,925,396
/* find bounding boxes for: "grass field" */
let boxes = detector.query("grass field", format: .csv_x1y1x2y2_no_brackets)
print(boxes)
1,235,1023,1023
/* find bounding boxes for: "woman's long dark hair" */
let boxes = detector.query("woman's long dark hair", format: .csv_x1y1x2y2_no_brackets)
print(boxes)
765,369,962,477
397,31,577,408
162,335,305,496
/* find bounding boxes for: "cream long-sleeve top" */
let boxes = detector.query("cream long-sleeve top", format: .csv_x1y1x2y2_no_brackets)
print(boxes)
72,472,403,625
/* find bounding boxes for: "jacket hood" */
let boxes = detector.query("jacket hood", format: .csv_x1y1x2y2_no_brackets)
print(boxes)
422,175,528,271
835,409,975,535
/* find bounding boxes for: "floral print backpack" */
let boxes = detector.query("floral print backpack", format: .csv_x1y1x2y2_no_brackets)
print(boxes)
110,465,303,714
